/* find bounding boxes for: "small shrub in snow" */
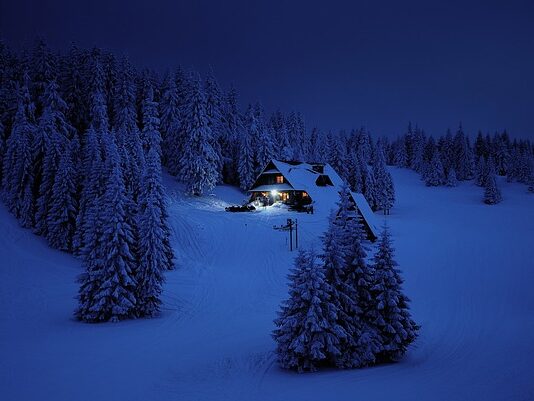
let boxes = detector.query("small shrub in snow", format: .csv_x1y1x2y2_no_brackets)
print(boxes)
424,152,445,186
484,175,502,205
484,159,502,205
445,168,458,187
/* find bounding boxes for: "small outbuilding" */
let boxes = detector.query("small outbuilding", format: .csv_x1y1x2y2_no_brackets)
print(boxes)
248,160,379,240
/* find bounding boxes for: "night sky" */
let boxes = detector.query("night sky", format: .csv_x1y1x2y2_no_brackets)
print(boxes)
1,0,534,138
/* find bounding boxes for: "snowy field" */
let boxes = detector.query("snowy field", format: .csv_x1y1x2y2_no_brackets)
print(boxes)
1,168,534,401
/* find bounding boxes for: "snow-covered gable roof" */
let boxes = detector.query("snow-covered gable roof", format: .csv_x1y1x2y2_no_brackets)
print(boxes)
351,192,379,239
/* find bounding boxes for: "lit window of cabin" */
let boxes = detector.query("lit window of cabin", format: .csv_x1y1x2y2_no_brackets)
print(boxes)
275,176,284,184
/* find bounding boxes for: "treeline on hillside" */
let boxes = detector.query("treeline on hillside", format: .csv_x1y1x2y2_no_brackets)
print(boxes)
0,40,532,318
386,123,534,203
0,40,174,322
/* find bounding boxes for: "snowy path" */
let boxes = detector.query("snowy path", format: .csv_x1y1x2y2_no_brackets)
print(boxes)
1,170,534,401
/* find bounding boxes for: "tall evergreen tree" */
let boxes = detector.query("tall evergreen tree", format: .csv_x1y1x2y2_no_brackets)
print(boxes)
72,63,109,255
334,186,381,367
369,224,419,362
141,86,174,271
220,86,243,184
483,159,502,205
29,38,57,113
204,70,225,180
46,136,79,251
273,249,347,372
34,80,72,236
136,143,167,316
2,75,36,227
454,126,475,180
475,156,488,187
392,138,408,167
245,104,273,176
76,134,137,322
179,76,219,195
372,147,395,214
160,71,182,173
424,152,445,186
347,150,363,192
61,44,89,132
238,129,255,190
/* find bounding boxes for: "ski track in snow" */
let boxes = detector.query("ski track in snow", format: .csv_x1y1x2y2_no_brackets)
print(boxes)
1,170,534,401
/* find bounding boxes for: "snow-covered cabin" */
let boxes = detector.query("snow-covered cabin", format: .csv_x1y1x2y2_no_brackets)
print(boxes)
248,160,378,240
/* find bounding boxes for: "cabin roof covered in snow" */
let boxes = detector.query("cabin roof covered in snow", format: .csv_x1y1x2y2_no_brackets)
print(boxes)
351,191,379,239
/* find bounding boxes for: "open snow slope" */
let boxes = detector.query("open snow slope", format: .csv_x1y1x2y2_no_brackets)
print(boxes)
1,169,534,401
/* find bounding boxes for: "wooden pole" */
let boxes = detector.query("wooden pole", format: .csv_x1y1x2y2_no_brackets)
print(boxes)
287,219,293,252
295,219,298,249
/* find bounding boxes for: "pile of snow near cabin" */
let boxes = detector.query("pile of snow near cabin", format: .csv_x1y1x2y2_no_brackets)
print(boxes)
2,167,534,401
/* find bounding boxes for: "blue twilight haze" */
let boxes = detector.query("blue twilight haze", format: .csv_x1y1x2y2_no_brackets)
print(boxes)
1,0,533,138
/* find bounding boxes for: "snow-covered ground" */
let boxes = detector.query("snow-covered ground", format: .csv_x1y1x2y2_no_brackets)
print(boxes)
1,169,534,401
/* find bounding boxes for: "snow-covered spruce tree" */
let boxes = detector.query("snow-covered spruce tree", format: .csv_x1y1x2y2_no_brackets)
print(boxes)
411,127,426,173
76,134,137,322
483,161,502,205
424,152,445,186
355,128,372,166
445,168,458,187
392,138,408,168
135,143,167,316
72,63,109,255
29,38,57,114
113,57,145,201
308,127,320,162
453,126,475,180
294,111,306,160
159,71,182,173
141,86,174,271
370,224,419,362
372,147,395,214
273,249,347,372
179,76,219,196
1,76,36,227
220,86,243,184
475,156,487,187
438,130,455,175
270,110,293,161
360,158,378,211
245,104,273,176
238,128,255,190
204,70,225,180
384,171,395,215
347,150,363,193
335,185,381,367
34,80,72,237
61,44,89,133
141,85,159,155
46,136,79,251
